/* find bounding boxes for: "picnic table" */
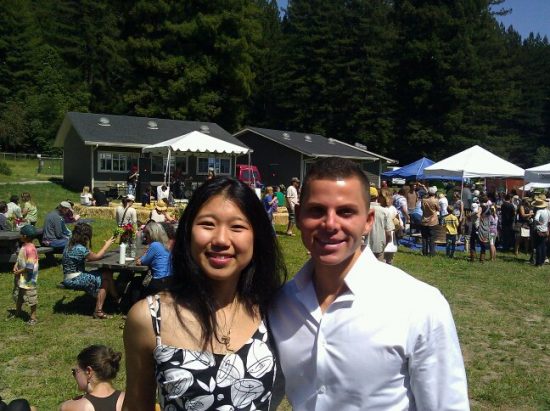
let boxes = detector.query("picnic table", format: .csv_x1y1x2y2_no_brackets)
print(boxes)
0,228,47,264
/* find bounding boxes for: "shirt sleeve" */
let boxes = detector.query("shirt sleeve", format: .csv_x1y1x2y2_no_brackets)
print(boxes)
409,292,470,410
140,242,158,266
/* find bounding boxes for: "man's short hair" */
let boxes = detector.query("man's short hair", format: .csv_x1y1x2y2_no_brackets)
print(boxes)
300,157,370,205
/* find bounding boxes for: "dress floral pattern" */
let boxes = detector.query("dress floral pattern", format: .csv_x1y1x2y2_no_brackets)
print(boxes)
147,295,277,411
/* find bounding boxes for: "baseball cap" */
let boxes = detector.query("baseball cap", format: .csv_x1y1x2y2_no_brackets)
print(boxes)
291,177,300,183
20,224,37,238
125,194,135,201
428,186,437,195
59,201,73,211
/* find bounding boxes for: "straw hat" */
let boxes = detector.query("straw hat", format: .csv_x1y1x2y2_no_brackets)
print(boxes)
531,198,548,208
156,200,168,211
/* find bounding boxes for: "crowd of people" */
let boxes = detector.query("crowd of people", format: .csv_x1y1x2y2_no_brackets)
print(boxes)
12,157,550,409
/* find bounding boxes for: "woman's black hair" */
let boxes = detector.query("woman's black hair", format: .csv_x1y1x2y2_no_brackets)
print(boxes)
171,176,287,348
77,344,122,382
67,223,93,250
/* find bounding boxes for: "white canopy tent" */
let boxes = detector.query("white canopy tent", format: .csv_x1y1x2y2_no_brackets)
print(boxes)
423,145,525,179
142,130,250,184
524,163,550,184
519,182,550,191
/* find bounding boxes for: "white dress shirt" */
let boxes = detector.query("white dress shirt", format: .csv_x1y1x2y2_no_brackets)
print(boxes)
269,248,469,411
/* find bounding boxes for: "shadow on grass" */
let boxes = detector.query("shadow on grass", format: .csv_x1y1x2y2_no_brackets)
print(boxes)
53,294,96,316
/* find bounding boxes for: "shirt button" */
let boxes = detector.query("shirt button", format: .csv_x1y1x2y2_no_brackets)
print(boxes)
319,385,326,394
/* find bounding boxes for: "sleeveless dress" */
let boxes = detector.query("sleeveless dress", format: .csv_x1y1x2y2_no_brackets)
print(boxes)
147,295,277,411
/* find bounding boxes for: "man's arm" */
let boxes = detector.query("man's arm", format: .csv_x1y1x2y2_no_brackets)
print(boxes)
409,293,470,410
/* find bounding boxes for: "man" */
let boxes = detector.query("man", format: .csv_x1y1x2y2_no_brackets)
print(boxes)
406,182,418,212
366,186,394,260
421,186,440,256
269,157,469,410
285,177,300,236
393,187,409,227
127,164,139,197
42,201,72,249
116,194,138,226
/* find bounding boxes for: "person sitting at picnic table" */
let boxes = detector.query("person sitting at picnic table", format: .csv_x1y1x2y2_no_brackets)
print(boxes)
61,223,118,319
115,195,137,227
6,195,23,223
60,344,125,411
137,222,173,296
80,186,94,206
0,201,11,231
63,200,81,224
93,187,109,207
42,201,73,250
20,192,37,226
149,200,175,223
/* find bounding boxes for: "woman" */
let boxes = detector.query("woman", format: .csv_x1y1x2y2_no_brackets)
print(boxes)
123,177,286,411
137,222,173,296
532,197,549,267
61,223,118,319
150,200,176,223
514,198,533,256
80,186,94,206
20,192,37,226
60,345,125,411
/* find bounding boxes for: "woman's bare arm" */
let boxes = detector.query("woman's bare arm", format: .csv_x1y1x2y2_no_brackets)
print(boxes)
122,299,158,411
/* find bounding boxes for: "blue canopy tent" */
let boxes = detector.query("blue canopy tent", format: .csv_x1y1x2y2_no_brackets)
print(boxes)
382,157,462,181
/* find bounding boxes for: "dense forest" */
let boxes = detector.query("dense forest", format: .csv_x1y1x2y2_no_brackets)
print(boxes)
0,0,549,166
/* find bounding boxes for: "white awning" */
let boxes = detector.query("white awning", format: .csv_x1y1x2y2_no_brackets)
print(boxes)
524,163,550,183
142,130,249,155
424,145,524,179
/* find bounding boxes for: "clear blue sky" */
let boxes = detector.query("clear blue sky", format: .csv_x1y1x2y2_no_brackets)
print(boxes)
276,0,550,40
495,0,550,39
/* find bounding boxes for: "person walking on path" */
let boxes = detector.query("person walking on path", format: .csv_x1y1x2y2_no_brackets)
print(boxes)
285,177,300,236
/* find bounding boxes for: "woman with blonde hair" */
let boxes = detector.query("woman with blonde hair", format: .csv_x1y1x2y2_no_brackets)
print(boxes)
80,186,94,206
60,345,125,411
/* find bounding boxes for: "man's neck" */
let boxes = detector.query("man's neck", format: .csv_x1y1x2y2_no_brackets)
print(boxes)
311,251,361,313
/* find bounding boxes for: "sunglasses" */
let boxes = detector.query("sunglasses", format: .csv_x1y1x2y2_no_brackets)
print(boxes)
71,368,81,377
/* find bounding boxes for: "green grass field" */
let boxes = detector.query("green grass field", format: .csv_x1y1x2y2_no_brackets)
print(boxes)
0,181,549,410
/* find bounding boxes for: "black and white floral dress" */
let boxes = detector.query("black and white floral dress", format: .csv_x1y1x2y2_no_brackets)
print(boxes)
147,295,278,411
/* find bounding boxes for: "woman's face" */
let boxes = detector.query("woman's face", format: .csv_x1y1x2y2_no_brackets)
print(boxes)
190,194,254,285
72,365,88,392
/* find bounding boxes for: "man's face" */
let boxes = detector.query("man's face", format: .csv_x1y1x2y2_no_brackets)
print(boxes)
297,177,374,275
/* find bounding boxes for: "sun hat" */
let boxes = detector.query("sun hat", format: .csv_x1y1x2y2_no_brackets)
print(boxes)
125,194,135,201
531,198,548,208
156,200,168,211
59,201,73,211
20,224,36,238
369,186,378,198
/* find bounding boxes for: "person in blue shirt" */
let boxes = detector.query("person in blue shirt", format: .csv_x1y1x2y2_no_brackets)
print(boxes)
137,222,173,295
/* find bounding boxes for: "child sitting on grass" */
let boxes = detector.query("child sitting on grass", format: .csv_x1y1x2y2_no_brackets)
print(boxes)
443,205,459,258
11,224,39,325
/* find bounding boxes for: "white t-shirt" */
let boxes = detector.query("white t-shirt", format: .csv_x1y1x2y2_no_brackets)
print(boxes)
286,185,299,212
80,193,93,206
439,196,449,216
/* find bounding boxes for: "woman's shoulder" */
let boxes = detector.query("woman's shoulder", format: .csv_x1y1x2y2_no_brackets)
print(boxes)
59,396,91,411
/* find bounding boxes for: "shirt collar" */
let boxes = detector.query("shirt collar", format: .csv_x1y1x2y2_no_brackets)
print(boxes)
293,247,380,298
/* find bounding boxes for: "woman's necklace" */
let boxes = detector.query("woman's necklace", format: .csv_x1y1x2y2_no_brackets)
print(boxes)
218,296,239,352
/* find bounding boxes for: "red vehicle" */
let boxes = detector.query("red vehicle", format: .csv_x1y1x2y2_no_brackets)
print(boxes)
236,164,263,188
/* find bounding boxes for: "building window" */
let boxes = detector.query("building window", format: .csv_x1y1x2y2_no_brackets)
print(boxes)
151,156,188,176
98,152,139,173
197,157,231,175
